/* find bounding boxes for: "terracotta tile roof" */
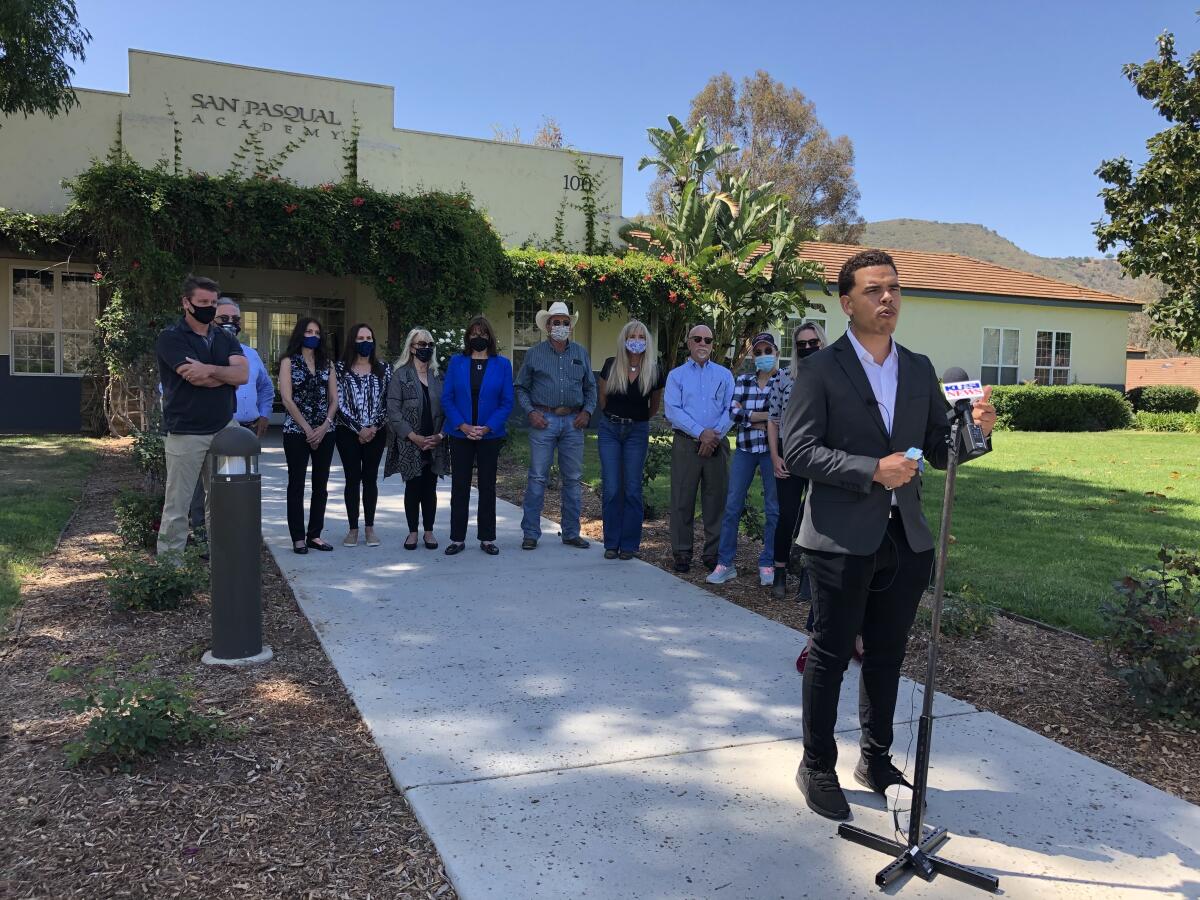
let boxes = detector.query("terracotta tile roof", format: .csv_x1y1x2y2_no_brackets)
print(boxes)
798,242,1139,306
1126,357,1200,390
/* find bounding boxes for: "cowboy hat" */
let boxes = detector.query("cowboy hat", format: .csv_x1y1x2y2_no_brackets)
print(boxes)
535,300,579,332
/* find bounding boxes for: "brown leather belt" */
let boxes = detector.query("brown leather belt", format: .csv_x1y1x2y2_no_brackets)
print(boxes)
535,405,582,416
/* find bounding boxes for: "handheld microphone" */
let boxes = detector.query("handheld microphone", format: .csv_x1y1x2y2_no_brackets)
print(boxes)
941,367,990,460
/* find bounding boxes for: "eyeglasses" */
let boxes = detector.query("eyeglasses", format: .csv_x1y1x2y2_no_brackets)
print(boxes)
752,346,776,356
690,336,713,345
412,341,433,349
215,315,241,325
796,339,821,349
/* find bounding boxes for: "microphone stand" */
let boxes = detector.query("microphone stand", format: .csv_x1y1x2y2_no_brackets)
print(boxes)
837,415,1000,893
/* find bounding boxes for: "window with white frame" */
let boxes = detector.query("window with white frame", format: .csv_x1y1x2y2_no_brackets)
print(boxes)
511,296,543,375
981,327,1020,385
778,316,827,366
1034,330,1071,385
10,268,98,375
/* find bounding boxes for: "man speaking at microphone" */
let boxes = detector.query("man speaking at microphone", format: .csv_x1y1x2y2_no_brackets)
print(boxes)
781,249,996,820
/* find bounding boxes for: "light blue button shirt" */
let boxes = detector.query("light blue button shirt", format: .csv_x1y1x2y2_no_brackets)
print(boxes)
233,344,274,423
664,358,735,438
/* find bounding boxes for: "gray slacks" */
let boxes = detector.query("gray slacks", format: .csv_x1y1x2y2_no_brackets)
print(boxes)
669,432,729,560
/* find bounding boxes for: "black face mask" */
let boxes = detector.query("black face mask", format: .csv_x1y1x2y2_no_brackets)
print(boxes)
414,346,434,362
794,346,818,359
469,336,489,352
189,303,217,325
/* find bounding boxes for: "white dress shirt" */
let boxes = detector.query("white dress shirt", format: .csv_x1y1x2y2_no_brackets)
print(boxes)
845,327,899,505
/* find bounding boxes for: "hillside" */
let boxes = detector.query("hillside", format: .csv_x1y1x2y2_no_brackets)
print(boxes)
861,219,1147,300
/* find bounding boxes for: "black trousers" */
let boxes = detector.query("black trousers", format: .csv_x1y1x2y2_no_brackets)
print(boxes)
404,466,439,532
773,473,807,570
283,432,336,542
801,516,934,771
449,437,500,542
335,427,387,529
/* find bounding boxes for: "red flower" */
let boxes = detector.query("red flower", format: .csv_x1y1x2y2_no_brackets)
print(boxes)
660,254,675,265
576,262,588,270
668,290,677,301
598,274,607,283
131,260,141,269
643,274,652,282
537,258,546,267
283,203,299,215
352,197,366,207
387,276,396,284
390,220,401,230
92,272,102,281
318,183,334,192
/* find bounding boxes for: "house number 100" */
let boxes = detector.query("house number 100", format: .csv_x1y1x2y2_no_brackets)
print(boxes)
563,175,594,191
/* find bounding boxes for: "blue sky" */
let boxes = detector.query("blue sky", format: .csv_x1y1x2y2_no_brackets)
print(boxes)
71,1,1196,259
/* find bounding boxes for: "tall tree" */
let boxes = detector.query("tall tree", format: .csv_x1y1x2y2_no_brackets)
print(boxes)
1095,24,1200,352
649,71,864,243
0,0,90,125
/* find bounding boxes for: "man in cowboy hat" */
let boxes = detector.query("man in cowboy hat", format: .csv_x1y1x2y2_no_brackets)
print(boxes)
514,300,598,550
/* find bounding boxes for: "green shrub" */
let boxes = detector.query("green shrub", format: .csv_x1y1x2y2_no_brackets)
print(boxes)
130,428,166,489
739,505,765,542
1133,411,1200,433
1101,547,1200,726
990,384,1133,431
106,549,205,611
1126,384,1200,414
114,489,164,550
917,586,994,638
49,657,235,770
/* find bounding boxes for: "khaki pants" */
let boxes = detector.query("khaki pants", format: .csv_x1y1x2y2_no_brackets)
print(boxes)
157,425,231,557
669,432,729,560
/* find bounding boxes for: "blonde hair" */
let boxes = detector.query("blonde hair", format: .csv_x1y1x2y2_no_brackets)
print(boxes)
395,327,438,374
607,320,659,395
794,320,828,349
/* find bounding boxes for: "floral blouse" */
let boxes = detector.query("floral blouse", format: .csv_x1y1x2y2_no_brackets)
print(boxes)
282,354,332,435
335,360,390,432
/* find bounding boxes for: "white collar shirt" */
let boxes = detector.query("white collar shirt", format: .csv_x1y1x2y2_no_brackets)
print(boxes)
846,327,900,505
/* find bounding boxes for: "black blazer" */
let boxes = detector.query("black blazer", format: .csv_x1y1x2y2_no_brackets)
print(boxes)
781,333,963,555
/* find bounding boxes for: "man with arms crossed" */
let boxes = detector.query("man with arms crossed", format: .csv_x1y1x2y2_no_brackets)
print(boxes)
156,275,248,559
782,250,995,820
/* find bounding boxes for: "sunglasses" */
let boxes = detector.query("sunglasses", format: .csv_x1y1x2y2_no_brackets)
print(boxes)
216,314,241,325
752,346,776,356
412,341,433,349
796,338,821,349
690,336,714,345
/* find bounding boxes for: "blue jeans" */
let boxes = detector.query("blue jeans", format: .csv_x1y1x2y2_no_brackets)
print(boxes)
521,413,585,541
596,416,650,552
716,448,778,568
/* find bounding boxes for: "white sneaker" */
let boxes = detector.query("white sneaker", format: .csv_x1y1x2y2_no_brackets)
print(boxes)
706,564,737,584
758,565,775,586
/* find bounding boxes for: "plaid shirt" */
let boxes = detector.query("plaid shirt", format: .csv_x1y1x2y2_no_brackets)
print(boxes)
729,372,774,454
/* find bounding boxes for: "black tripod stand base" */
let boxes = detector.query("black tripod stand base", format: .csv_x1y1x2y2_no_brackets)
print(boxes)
838,823,1000,892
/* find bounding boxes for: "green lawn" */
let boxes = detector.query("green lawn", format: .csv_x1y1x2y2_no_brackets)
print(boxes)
0,435,100,629
504,429,1200,637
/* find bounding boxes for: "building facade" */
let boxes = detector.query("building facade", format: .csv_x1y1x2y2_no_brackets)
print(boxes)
0,50,1135,433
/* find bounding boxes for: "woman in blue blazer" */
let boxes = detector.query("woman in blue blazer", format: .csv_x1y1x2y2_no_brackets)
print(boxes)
442,315,514,555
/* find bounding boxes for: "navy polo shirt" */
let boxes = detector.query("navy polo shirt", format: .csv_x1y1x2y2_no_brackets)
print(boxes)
156,318,244,435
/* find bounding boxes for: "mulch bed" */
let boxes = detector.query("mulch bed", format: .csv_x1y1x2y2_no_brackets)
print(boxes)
496,443,1199,803
0,440,456,899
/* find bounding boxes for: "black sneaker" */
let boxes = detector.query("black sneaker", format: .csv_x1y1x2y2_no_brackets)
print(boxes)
672,555,691,573
521,537,538,550
562,536,590,549
853,756,912,795
604,549,619,560
796,764,850,820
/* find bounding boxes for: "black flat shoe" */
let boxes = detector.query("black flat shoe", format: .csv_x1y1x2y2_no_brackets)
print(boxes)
618,551,636,561
424,537,438,550
444,542,465,556
562,536,590,549
292,544,308,555
480,542,499,555
604,549,618,560
404,535,419,550
306,538,334,552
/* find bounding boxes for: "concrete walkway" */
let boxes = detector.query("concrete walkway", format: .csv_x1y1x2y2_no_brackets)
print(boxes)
259,440,1200,899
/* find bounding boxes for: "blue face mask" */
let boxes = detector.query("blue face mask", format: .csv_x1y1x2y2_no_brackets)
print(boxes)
356,340,374,357
625,338,647,354
754,354,777,372
302,334,321,349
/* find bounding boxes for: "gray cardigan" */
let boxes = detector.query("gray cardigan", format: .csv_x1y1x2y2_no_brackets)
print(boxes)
384,363,449,481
